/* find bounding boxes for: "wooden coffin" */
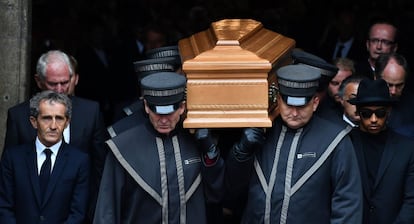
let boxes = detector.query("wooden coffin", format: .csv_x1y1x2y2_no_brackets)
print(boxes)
178,19,295,128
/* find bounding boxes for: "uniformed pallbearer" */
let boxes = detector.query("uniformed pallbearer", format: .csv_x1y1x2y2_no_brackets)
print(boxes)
94,72,225,224
225,64,363,224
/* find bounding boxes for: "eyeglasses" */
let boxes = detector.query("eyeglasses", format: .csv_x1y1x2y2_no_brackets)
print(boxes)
368,38,395,46
358,108,387,119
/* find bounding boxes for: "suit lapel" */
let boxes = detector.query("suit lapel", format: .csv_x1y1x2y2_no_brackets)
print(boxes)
42,143,69,207
374,132,396,189
25,145,42,206
351,131,372,199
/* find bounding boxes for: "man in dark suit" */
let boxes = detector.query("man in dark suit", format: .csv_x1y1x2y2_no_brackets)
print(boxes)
316,5,365,64
375,52,414,138
3,50,107,223
0,90,90,224
348,78,414,224
354,19,398,79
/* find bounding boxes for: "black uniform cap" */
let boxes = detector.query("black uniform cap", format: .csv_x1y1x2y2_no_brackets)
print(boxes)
133,57,176,80
291,49,338,77
145,45,182,69
146,45,180,58
291,49,338,92
141,72,186,114
277,64,321,106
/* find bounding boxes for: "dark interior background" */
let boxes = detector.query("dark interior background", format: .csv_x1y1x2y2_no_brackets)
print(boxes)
32,0,414,57
31,0,414,125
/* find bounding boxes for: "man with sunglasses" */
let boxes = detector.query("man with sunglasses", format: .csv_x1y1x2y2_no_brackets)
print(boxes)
348,78,414,224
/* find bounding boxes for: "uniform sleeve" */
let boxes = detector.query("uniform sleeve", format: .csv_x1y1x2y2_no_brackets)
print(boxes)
223,149,256,210
201,153,225,204
93,153,124,224
330,135,363,224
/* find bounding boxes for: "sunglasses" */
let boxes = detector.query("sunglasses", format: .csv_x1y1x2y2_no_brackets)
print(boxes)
358,108,387,119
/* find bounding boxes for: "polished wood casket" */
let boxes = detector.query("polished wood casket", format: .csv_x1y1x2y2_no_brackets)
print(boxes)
178,19,295,128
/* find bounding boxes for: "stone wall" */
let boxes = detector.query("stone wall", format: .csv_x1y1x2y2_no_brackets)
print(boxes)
0,0,30,154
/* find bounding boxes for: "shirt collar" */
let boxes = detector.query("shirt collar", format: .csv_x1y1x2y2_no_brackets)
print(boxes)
35,137,63,156
343,114,358,127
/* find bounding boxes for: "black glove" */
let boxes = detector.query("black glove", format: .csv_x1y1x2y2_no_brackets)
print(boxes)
233,128,266,161
194,129,219,162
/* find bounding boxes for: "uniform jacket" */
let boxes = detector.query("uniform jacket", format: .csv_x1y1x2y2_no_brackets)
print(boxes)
0,142,90,224
350,129,414,224
94,121,225,224
226,116,363,224
107,100,147,138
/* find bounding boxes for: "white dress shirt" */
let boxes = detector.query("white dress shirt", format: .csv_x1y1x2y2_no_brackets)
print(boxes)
35,138,62,175
63,124,70,143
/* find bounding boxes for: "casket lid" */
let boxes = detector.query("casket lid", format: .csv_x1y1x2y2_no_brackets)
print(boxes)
179,19,295,72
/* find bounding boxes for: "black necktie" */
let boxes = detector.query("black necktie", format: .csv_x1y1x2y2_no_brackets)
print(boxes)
335,44,344,59
39,148,52,198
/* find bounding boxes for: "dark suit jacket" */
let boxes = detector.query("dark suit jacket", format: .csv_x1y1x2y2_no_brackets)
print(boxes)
5,96,107,173
354,58,375,79
317,36,366,64
0,142,90,224
4,96,108,220
350,129,414,224
387,90,414,138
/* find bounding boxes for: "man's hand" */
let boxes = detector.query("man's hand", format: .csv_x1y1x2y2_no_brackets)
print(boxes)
194,129,219,165
233,128,266,161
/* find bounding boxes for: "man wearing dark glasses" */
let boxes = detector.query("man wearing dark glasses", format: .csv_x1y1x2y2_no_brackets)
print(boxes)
348,78,414,224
